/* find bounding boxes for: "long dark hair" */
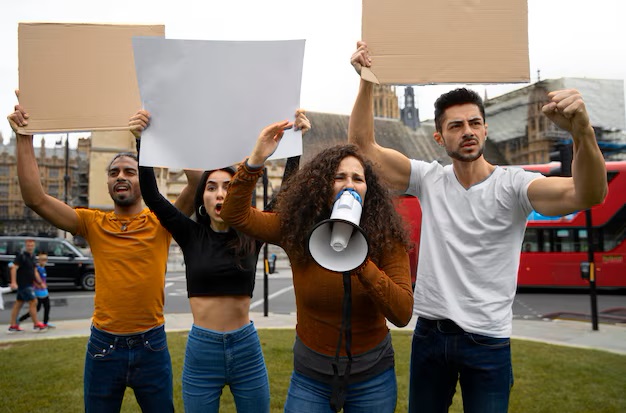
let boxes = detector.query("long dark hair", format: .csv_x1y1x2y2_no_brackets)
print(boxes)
275,144,410,264
194,167,257,264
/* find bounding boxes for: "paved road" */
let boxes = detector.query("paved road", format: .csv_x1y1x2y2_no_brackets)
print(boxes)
1,268,624,326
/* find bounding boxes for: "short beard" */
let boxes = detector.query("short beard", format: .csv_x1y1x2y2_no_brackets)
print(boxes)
111,193,139,207
447,145,484,163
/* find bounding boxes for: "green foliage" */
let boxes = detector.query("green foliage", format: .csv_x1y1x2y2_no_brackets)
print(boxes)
0,330,624,412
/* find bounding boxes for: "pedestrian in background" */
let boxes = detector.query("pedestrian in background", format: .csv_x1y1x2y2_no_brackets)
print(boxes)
7,238,46,333
18,252,55,328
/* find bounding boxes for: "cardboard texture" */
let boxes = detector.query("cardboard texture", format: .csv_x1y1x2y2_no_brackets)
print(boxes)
18,23,164,133
361,0,530,85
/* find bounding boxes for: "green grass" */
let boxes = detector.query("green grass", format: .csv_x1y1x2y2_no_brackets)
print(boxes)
1,329,625,412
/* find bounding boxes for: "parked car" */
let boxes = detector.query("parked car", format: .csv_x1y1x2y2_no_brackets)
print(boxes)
0,236,95,291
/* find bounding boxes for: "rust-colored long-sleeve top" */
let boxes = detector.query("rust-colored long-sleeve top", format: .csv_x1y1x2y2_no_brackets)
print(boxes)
221,163,414,356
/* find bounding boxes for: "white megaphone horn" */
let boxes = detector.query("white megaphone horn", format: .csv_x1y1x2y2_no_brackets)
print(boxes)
308,189,369,273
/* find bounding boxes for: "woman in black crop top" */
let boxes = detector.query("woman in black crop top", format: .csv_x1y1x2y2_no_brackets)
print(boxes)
131,109,311,413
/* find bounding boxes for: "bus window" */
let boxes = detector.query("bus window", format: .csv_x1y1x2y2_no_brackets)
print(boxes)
555,229,575,252
522,228,539,252
541,229,552,252
577,229,588,252
602,205,626,252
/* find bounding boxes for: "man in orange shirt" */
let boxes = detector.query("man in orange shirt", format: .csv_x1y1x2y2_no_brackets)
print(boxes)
8,103,199,413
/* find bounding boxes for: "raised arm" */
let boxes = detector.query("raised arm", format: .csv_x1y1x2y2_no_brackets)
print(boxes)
528,89,607,216
8,103,79,234
348,41,411,193
174,169,202,216
265,109,310,212
221,120,296,245
138,162,192,241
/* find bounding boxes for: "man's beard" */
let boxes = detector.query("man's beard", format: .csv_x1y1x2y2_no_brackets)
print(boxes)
111,192,138,207
447,144,484,163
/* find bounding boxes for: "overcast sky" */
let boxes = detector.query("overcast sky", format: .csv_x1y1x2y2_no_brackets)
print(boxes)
0,0,624,145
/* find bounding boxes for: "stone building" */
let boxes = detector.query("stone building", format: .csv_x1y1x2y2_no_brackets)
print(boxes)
0,134,90,236
372,84,399,119
400,86,420,130
485,78,626,166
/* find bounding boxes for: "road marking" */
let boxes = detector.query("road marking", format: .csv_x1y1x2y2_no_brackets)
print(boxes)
167,290,189,297
41,294,94,299
250,286,294,310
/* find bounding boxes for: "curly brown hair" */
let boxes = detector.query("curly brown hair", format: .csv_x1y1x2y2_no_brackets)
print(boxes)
275,144,410,265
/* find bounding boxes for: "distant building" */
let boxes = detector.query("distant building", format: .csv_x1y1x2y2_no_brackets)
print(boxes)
0,134,90,236
485,78,626,165
300,111,506,168
400,86,420,130
372,84,399,119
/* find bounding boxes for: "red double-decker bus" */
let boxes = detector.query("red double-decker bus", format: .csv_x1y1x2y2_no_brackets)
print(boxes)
395,161,626,289
394,195,421,289
518,161,626,288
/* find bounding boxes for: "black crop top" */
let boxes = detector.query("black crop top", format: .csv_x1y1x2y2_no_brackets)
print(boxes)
138,164,258,298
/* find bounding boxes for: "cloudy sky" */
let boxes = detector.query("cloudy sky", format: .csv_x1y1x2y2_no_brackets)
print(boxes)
0,0,624,144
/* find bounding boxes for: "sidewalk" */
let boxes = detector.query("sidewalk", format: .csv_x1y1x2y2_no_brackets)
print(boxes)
3,312,626,356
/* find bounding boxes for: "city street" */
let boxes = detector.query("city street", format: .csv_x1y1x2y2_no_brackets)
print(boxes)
0,268,624,326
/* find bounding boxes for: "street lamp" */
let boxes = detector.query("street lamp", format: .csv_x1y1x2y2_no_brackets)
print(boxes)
55,133,71,238
63,133,70,205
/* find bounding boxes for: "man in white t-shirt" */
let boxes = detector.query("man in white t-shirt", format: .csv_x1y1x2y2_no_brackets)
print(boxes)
349,41,607,413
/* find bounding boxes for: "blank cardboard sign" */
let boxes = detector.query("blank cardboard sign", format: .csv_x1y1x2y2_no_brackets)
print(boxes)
17,23,164,134
361,0,530,85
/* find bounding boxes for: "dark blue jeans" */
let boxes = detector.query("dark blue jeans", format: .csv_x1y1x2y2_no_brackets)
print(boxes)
84,325,174,413
409,318,513,413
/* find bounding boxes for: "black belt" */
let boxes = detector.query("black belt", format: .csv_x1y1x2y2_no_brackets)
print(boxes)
418,317,465,333
115,335,146,348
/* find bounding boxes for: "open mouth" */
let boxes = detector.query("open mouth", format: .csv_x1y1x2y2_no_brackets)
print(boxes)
215,203,223,213
114,184,130,193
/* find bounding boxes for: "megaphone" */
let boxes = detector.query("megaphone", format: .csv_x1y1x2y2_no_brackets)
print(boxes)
308,189,369,273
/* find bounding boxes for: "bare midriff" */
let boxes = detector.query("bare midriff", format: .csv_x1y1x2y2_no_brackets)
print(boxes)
189,296,251,331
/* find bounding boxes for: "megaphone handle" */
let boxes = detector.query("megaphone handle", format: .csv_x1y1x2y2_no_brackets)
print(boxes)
329,271,353,412
342,271,353,362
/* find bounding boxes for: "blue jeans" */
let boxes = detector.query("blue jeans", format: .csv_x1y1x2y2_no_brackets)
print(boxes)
409,318,513,413
182,322,269,413
84,325,173,413
284,368,397,413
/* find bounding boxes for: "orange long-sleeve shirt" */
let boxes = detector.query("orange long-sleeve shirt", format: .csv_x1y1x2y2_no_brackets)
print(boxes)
221,163,413,356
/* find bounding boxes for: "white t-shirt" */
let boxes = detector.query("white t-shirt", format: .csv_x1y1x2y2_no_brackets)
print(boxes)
407,160,543,337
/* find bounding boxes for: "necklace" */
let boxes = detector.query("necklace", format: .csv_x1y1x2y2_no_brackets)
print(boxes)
113,213,143,232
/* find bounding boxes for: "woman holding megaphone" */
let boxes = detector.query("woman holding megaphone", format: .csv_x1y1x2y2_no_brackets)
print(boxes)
221,112,414,413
